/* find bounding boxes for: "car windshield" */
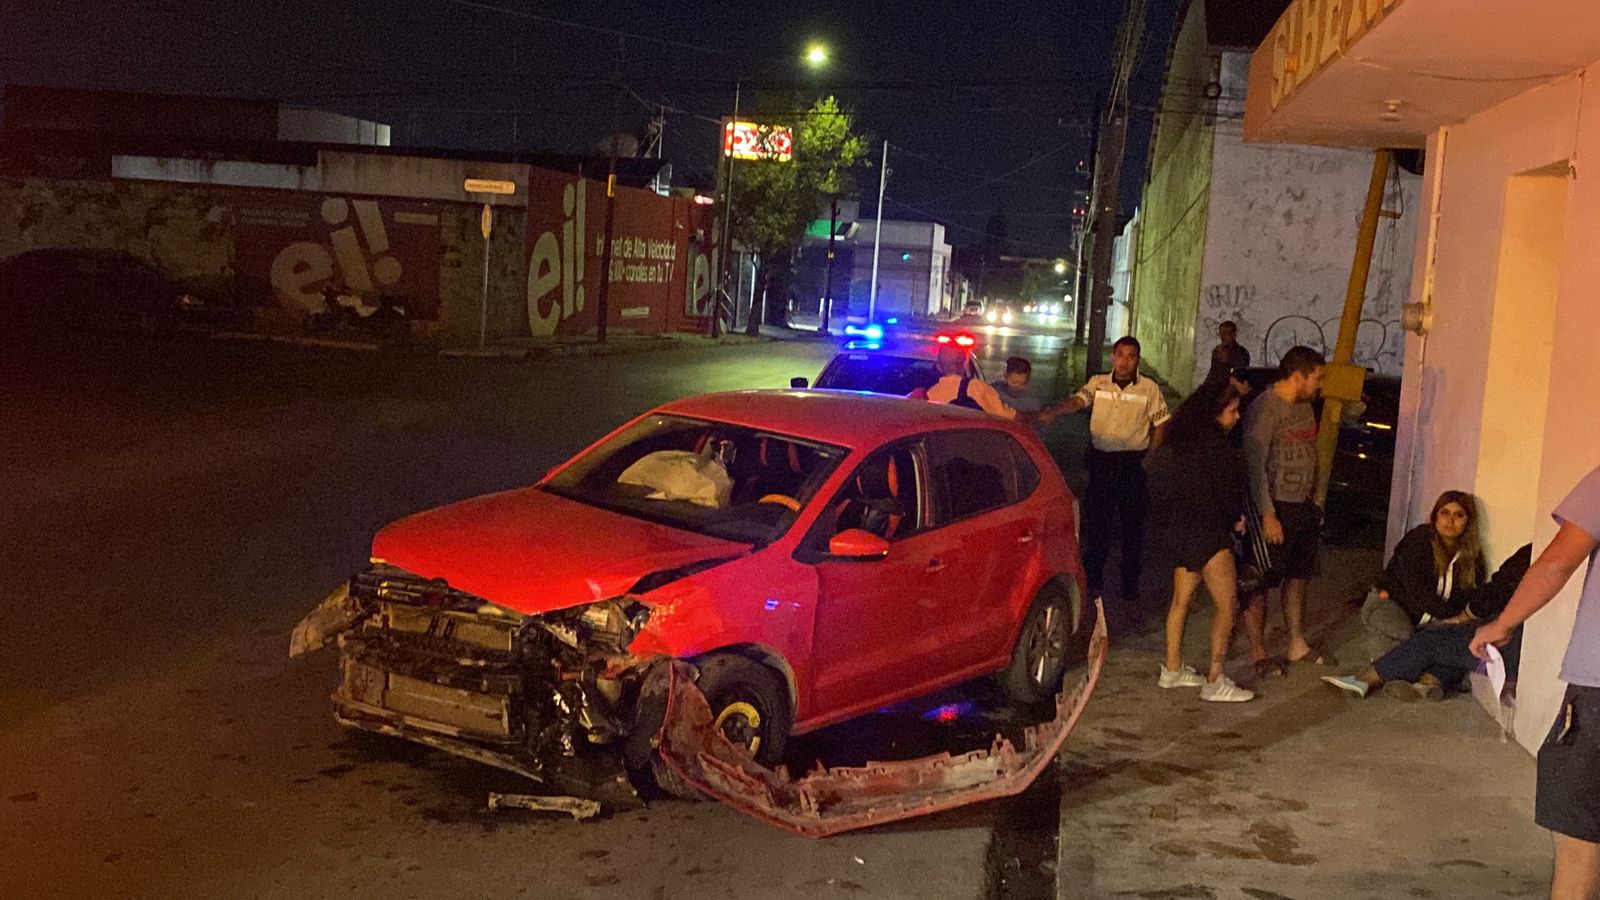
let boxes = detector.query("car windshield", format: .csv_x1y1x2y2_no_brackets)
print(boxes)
816,354,940,396
542,414,847,545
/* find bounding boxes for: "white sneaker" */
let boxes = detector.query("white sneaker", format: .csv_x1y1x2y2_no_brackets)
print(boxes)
1199,675,1255,703
1158,665,1207,688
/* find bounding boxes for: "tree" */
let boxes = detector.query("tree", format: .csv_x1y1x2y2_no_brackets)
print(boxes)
728,95,869,334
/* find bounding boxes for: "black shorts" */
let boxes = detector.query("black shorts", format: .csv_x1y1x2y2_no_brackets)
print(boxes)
1536,684,1600,843
1268,500,1321,581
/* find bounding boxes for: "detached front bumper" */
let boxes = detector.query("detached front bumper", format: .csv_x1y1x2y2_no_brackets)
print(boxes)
291,565,654,785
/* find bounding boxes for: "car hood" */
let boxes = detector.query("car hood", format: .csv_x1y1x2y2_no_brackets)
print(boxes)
369,486,748,615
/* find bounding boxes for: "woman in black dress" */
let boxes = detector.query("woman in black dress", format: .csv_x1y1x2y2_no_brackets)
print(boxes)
1146,378,1255,702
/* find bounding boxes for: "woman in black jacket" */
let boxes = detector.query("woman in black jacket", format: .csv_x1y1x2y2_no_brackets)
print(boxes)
1359,490,1487,662
1146,378,1255,702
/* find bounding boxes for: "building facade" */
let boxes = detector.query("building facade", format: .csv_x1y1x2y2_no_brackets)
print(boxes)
1246,0,1600,753
1132,0,1419,392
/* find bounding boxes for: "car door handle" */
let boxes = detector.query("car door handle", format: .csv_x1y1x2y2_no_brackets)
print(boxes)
926,558,947,573
1017,530,1036,544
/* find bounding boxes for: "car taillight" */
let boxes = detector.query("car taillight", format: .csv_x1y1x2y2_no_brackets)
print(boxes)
934,332,978,348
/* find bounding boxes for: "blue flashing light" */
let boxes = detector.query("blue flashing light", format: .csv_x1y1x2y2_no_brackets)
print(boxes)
884,317,899,325
843,323,885,340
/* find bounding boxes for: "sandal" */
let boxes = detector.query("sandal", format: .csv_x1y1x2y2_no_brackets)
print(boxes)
1287,647,1337,667
1252,657,1287,679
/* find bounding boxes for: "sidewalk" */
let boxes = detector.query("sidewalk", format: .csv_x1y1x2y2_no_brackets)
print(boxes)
1056,545,1551,900
210,327,798,360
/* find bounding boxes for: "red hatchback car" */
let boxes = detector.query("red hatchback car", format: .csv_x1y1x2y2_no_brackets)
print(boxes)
292,390,1087,787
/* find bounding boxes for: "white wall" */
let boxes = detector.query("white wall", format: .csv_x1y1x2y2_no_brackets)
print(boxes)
1194,52,1420,385
1389,68,1600,752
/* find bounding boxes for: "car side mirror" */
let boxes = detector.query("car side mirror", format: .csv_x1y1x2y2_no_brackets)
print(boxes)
790,377,809,389
827,529,890,559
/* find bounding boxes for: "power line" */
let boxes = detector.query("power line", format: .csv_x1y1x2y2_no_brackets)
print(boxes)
432,0,734,57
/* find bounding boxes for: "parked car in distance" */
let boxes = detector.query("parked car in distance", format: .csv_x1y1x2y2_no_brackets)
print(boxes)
0,248,227,334
291,390,1087,791
1234,366,1400,543
791,334,985,396
960,299,985,319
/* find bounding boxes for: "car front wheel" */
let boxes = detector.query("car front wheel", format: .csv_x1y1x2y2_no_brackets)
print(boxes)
1000,583,1078,705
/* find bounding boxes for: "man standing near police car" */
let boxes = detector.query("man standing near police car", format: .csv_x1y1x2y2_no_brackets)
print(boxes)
1050,336,1170,605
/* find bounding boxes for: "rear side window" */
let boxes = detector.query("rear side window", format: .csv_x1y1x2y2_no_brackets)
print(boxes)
926,430,1027,524
816,354,939,396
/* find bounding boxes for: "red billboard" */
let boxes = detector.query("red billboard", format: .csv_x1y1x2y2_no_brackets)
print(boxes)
236,194,443,318
525,168,715,337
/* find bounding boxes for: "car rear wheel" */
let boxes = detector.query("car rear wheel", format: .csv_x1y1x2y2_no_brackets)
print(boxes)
1000,582,1078,705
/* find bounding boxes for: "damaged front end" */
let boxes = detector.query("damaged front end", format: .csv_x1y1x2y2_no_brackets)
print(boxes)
291,563,659,794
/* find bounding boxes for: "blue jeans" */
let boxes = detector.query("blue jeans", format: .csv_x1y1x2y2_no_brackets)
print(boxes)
1373,622,1522,688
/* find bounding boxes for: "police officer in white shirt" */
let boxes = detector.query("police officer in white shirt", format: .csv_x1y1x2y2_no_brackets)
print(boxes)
1049,336,1171,603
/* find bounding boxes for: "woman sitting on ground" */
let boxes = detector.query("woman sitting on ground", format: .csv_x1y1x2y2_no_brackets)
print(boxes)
1359,490,1487,662
1324,543,1532,700
1145,377,1255,703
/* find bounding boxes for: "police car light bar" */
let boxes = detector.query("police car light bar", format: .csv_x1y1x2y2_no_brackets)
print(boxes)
935,332,977,348
843,323,885,340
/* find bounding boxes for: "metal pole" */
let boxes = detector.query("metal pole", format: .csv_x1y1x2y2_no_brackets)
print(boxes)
820,196,838,335
478,213,491,349
868,139,888,325
1314,149,1393,504
712,81,741,338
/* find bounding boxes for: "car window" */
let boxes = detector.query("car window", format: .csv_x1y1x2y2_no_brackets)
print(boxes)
542,414,846,545
1010,440,1041,499
798,440,926,560
926,429,1025,524
815,354,940,396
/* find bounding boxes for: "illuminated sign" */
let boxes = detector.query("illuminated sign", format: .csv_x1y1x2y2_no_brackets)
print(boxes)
722,120,795,162
1268,0,1408,110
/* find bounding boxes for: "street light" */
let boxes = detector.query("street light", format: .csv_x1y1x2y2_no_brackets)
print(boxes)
805,43,829,67
1054,260,1068,275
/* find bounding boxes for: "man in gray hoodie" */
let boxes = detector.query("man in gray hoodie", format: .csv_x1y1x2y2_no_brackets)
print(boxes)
1241,345,1328,672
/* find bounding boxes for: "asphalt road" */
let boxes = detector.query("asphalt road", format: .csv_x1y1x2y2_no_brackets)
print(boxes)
0,328,1076,900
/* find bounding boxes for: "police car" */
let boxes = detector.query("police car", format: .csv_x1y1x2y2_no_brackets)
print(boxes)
790,332,985,396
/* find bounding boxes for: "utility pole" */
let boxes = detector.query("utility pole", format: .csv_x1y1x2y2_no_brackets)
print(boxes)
819,196,839,335
594,37,625,345
1084,0,1148,377
1315,150,1394,505
867,140,889,325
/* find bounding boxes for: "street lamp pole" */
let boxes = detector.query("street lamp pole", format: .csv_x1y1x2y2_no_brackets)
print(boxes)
867,139,888,326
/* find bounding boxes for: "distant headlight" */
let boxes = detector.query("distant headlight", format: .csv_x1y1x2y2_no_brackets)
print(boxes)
985,310,998,323
1001,311,1014,324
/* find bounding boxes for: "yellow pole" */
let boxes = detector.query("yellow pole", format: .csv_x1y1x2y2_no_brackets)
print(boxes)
1315,149,1392,506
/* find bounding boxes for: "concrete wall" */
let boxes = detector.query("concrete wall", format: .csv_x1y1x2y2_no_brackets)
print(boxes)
1194,51,1420,386
1131,4,1216,389
0,176,233,297
1388,68,1600,752
848,220,951,318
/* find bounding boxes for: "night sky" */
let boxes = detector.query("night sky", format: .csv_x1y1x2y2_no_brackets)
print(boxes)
2,0,1179,256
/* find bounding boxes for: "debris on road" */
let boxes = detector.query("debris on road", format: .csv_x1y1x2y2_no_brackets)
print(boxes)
655,600,1108,838
487,792,602,821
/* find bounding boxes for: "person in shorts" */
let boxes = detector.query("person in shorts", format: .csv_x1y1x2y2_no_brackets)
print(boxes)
1240,345,1330,676
1473,463,1600,900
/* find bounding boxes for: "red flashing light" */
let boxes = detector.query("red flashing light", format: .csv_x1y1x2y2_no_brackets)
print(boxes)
934,332,978,348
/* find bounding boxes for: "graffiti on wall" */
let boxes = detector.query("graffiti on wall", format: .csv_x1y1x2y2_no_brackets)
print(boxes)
237,196,442,318
1261,312,1400,373
1200,282,1257,335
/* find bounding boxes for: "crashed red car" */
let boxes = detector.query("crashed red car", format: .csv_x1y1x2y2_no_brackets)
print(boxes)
291,389,1089,795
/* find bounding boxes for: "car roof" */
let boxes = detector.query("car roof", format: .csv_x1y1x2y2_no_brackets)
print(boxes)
654,389,1022,448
